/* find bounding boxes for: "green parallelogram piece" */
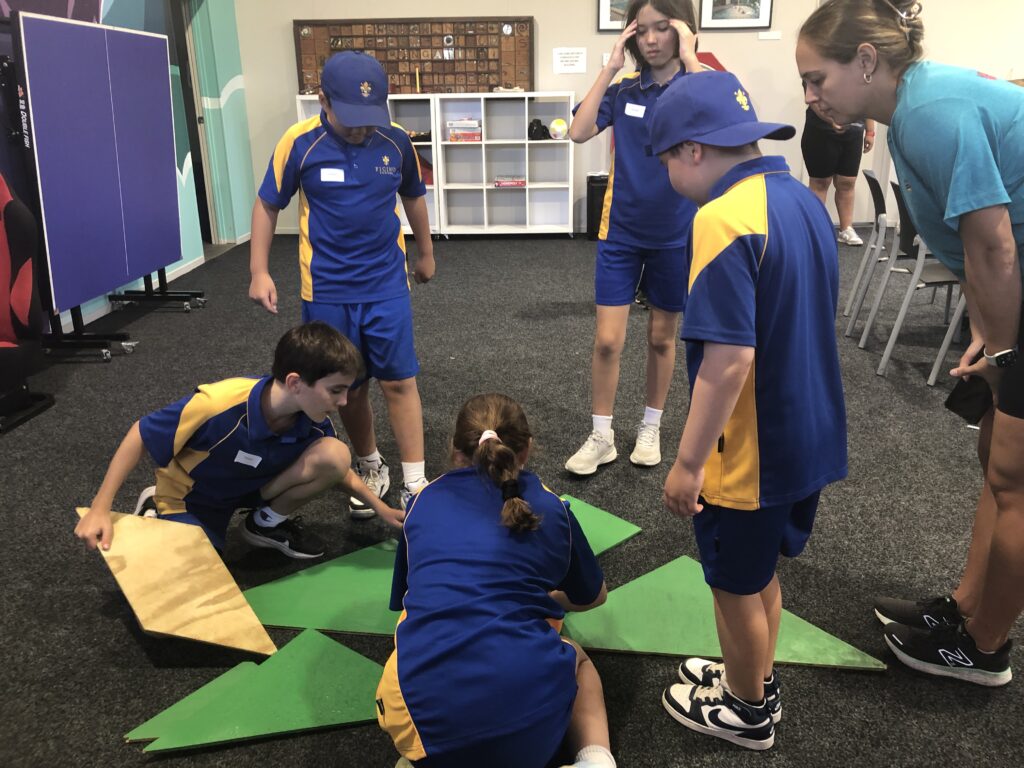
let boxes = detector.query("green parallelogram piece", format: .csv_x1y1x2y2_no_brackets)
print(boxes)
563,555,885,671
142,629,383,752
125,662,259,742
560,495,641,556
243,540,401,636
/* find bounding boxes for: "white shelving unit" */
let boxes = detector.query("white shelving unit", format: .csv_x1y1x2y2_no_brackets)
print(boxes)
295,91,574,237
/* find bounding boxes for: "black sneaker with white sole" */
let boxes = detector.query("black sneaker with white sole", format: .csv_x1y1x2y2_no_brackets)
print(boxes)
133,486,159,518
873,594,962,629
677,657,781,723
662,682,774,751
884,621,1012,687
240,512,325,559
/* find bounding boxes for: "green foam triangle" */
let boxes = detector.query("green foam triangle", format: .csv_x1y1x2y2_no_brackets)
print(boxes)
142,630,383,751
243,500,640,636
244,540,401,636
563,556,885,671
125,662,259,742
560,495,641,555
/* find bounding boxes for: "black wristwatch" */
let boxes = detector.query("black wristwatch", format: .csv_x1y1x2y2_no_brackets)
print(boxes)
983,346,1019,368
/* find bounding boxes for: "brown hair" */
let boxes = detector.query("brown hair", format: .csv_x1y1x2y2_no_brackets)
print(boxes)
271,321,363,385
800,0,924,74
452,393,539,533
624,0,697,69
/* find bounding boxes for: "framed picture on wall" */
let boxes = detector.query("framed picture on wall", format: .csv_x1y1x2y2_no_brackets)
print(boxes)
598,0,629,32
699,0,773,30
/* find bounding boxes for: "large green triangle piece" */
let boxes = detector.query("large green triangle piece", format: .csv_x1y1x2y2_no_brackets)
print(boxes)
243,540,401,636
139,629,383,752
242,500,640,636
560,495,641,556
563,555,885,671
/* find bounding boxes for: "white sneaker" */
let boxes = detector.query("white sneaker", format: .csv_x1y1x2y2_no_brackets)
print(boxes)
132,485,159,518
837,227,863,246
350,460,390,520
629,422,661,466
399,477,429,510
565,430,617,475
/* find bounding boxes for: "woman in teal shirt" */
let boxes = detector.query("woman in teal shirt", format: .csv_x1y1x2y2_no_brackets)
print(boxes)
797,0,1023,687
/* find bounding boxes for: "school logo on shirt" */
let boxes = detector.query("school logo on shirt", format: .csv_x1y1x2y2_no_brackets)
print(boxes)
735,89,750,111
376,154,397,175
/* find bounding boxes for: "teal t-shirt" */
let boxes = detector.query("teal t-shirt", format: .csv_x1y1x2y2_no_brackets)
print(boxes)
888,61,1024,282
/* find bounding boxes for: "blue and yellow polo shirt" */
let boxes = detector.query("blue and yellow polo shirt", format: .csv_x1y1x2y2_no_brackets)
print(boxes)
581,66,698,248
376,468,604,761
682,156,848,510
139,376,336,513
258,113,426,304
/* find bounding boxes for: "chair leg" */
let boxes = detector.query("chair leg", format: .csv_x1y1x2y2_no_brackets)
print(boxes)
857,226,896,346
943,284,953,324
846,227,888,337
928,293,967,386
843,218,881,317
877,254,926,376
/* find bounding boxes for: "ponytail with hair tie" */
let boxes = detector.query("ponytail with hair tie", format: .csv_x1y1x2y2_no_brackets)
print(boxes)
501,479,521,501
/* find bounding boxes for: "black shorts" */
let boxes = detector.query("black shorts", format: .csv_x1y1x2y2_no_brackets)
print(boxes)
801,127,864,179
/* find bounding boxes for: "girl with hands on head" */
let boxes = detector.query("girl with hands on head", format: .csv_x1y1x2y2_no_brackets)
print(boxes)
564,0,702,479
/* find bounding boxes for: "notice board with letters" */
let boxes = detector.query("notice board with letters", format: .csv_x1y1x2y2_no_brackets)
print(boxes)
294,17,534,95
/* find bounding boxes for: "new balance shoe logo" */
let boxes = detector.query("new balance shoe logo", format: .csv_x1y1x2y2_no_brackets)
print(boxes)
938,648,974,668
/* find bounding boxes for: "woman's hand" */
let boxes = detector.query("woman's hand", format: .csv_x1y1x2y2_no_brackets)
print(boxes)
606,20,637,72
669,19,699,70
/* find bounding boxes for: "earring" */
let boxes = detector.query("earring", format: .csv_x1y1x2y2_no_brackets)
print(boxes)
863,72,873,84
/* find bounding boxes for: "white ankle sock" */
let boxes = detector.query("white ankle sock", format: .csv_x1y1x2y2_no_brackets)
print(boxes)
253,506,288,528
642,406,663,427
401,461,426,488
357,451,383,469
575,744,615,767
592,415,613,437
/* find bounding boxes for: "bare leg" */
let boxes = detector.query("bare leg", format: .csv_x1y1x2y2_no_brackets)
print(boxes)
644,308,680,410
591,305,630,416
833,175,858,231
713,588,768,703
952,408,994,616
563,640,611,753
967,408,1024,650
808,176,832,208
759,575,782,680
259,438,349,514
378,377,425,464
337,382,377,457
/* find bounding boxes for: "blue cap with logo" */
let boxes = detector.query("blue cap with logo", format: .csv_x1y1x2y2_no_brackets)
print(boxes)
320,51,390,128
647,71,795,156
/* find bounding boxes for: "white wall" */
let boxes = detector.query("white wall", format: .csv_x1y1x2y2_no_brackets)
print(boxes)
235,0,1023,232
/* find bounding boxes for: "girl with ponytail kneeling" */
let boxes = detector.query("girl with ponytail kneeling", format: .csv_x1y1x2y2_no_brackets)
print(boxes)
377,393,615,768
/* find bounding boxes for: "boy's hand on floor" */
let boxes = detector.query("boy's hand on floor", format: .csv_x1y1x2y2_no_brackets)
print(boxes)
75,507,115,551
377,505,406,529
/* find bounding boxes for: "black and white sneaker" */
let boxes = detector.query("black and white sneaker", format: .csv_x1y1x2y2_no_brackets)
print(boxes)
874,594,962,629
240,512,325,559
884,622,1012,687
349,460,390,520
677,658,781,723
132,486,159,518
662,682,774,751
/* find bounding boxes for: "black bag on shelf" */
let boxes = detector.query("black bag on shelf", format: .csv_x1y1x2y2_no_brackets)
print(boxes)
528,118,551,140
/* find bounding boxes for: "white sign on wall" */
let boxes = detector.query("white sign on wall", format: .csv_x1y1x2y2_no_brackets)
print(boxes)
553,47,587,74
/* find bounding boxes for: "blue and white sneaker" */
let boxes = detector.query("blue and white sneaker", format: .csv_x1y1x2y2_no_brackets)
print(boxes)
662,682,774,751
884,622,1012,687
677,658,781,723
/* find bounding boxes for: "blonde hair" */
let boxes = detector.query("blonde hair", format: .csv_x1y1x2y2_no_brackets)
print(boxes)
452,394,539,533
800,0,924,74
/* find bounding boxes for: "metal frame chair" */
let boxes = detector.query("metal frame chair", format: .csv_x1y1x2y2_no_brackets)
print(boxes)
843,169,889,337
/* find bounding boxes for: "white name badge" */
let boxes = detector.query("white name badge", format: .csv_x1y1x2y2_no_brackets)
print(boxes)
624,102,646,118
321,167,346,182
235,450,263,468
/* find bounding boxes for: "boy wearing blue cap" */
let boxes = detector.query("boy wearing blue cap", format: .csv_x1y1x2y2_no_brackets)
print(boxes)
650,71,847,750
249,51,435,520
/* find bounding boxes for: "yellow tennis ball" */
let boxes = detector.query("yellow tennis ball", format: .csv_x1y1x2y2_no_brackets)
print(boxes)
549,118,568,139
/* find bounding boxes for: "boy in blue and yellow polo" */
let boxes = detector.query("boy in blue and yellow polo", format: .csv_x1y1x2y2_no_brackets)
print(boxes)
649,71,847,750
74,322,404,560
566,1,701,477
249,51,435,522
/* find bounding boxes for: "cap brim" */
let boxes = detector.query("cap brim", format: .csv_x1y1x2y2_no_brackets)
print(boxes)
330,101,391,129
649,121,795,156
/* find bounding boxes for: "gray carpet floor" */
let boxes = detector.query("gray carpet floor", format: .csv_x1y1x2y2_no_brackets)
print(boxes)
2,229,1021,767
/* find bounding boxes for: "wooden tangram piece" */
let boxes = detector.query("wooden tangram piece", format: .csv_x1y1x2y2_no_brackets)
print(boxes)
564,555,885,671
76,508,276,656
